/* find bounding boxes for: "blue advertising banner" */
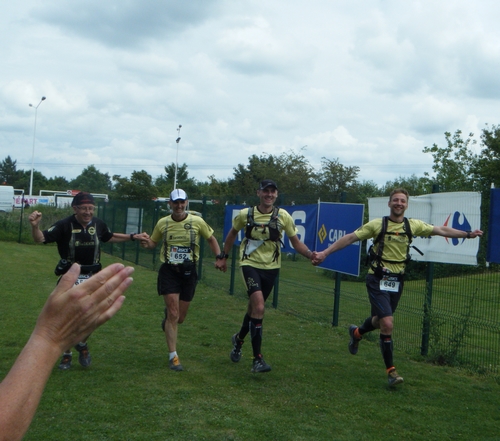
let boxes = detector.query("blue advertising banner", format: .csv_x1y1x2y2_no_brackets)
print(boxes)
315,202,365,276
222,204,317,254
487,188,500,263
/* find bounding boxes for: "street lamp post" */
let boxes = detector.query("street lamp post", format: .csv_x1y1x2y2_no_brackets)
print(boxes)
28,96,46,197
173,124,182,190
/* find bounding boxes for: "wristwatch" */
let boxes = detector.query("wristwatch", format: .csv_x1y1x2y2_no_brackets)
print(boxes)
216,253,229,260
130,233,136,241
466,231,471,239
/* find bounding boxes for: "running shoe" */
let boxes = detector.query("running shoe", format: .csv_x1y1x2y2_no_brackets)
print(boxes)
75,343,92,367
58,353,72,370
387,368,404,387
169,355,183,371
348,325,361,355
230,333,243,363
251,355,271,373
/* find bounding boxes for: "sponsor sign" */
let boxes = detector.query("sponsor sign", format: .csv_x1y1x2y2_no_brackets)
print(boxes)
368,192,481,265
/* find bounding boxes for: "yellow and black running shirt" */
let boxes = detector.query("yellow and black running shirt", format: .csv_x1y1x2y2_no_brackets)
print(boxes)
151,214,214,264
355,217,434,274
233,207,298,270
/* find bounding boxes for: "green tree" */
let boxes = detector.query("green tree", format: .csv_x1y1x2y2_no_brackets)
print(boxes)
382,174,433,196
155,163,197,198
230,150,316,203
347,180,382,203
113,170,157,201
46,176,70,191
69,165,112,194
422,130,479,191
476,124,500,189
0,156,21,186
13,170,47,195
316,157,360,201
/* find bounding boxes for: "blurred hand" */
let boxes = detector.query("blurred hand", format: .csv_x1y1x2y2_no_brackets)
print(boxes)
33,263,134,352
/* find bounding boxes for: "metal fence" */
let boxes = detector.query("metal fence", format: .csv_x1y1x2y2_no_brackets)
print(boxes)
98,197,500,375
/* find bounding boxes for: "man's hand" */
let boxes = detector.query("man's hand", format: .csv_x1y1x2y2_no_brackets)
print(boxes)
33,263,134,352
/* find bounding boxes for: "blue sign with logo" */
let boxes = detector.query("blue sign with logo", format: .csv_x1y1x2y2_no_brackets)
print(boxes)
315,202,364,276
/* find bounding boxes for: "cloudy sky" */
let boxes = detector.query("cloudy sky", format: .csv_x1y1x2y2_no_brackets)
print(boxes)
2,0,500,194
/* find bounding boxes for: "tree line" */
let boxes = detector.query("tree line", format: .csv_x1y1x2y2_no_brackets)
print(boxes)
2,125,499,205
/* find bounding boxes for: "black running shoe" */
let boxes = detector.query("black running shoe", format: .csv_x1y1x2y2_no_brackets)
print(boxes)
251,355,271,373
230,333,243,363
58,353,72,370
348,325,361,355
75,343,92,367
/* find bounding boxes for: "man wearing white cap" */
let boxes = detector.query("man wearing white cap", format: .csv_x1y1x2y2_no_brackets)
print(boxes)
140,189,223,371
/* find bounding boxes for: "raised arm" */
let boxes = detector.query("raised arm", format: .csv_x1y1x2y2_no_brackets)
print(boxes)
28,210,45,243
311,232,359,266
0,263,133,441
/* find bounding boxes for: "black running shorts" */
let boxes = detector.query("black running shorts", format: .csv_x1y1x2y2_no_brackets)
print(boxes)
157,263,198,302
365,273,404,319
241,266,279,301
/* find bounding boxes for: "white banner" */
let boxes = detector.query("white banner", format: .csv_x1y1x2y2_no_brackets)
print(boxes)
368,192,481,265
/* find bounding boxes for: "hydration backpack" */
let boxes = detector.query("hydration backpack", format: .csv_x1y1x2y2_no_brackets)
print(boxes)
243,206,282,261
367,216,423,274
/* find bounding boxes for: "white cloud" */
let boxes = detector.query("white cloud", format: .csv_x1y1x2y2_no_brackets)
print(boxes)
2,0,500,193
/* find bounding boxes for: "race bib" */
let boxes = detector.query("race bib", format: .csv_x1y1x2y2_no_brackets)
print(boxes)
74,274,91,286
169,246,192,264
380,275,400,292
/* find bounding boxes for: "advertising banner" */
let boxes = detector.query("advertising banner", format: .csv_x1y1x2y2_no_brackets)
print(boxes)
314,202,365,276
368,192,481,265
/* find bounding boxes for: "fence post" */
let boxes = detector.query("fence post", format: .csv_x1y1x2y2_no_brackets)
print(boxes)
332,191,346,326
421,184,439,355
197,196,207,280
18,204,25,243
229,244,238,295
272,271,279,309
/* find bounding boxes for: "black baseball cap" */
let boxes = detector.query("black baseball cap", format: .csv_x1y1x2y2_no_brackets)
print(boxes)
72,192,95,206
259,179,278,190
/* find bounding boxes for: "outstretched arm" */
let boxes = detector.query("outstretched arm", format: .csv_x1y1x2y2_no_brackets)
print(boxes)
0,263,134,441
288,235,313,260
108,232,150,243
311,232,359,266
431,226,483,239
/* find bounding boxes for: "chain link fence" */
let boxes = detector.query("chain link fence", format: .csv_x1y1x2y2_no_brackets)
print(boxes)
4,192,496,374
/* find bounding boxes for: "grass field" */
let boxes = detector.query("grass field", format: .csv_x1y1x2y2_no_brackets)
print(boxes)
1,241,499,441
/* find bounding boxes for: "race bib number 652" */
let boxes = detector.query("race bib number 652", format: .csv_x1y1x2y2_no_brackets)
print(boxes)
169,246,191,264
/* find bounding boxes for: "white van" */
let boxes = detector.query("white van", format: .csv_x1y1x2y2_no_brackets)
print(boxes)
0,186,14,212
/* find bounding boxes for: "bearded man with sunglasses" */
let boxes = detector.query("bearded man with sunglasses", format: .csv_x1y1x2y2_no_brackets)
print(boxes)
29,191,146,370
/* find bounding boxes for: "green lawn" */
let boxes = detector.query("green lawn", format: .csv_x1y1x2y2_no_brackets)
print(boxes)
1,241,499,441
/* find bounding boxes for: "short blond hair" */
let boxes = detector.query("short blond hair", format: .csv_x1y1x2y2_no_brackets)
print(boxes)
389,188,409,201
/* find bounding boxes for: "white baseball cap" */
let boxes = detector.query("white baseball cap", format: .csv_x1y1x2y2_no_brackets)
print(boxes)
170,189,188,201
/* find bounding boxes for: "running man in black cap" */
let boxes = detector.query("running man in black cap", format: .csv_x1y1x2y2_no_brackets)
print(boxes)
216,180,314,373
29,191,147,370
